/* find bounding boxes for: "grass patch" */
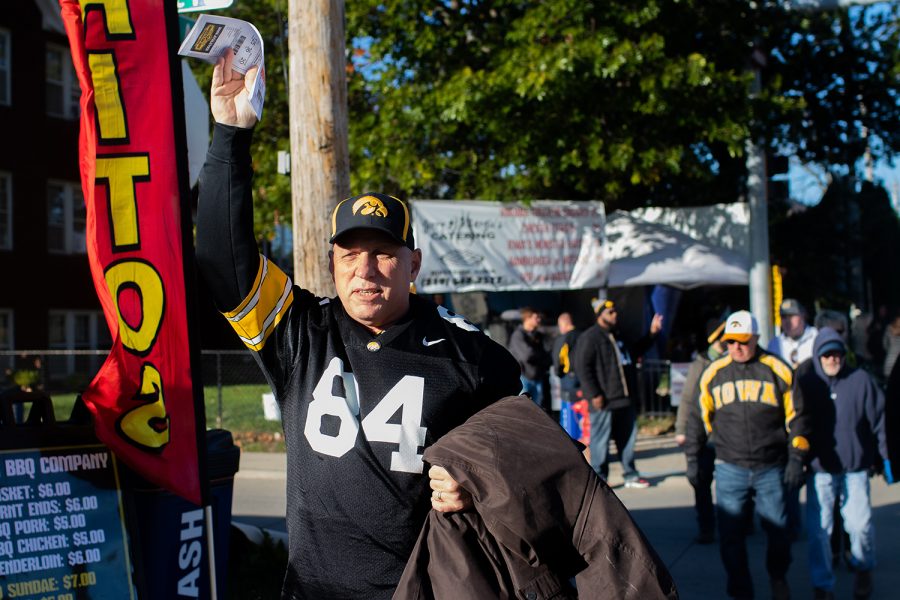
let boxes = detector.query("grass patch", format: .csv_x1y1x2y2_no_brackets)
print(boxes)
46,385,286,452
637,413,675,436
47,386,673,451
203,384,285,452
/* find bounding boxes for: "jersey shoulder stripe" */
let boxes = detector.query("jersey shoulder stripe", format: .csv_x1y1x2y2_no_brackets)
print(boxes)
698,355,731,433
700,354,732,389
437,305,479,332
759,353,793,386
222,254,294,351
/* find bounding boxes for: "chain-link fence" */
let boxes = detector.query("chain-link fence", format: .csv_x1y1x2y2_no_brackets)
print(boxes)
633,358,676,418
0,350,675,433
0,349,268,429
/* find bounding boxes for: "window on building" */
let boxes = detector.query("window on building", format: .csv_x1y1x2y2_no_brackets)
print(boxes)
46,44,78,119
0,172,10,250
48,310,110,382
47,181,85,254
0,29,10,106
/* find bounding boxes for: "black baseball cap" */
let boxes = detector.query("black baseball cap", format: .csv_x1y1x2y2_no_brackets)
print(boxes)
780,299,803,316
817,340,846,356
329,192,415,250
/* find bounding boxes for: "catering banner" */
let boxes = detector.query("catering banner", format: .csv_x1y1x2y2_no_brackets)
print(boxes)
60,0,206,504
412,200,607,293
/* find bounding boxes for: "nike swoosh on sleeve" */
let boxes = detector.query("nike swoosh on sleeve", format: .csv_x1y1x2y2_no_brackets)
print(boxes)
422,337,446,347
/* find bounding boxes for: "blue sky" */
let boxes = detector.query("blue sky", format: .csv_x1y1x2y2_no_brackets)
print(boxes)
789,158,900,210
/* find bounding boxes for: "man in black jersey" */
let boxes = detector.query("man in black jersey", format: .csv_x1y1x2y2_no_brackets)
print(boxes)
195,55,522,599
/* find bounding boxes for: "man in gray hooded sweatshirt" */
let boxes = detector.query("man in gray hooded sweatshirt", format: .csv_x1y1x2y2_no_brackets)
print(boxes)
795,327,894,600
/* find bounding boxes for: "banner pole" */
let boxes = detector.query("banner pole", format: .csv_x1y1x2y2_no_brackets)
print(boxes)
205,505,218,600
162,0,216,596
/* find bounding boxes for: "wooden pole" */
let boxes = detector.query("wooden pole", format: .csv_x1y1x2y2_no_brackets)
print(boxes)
287,0,350,296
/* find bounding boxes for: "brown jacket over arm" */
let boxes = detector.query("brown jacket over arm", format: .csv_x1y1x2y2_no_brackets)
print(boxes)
394,396,678,600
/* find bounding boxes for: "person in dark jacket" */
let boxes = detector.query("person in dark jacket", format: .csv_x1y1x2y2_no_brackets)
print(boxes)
573,297,662,488
552,312,581,404
887,352,900,472
395,396,679,600
675,320,725,544
508,307,552,409
795,328,894,600
685,310,809,600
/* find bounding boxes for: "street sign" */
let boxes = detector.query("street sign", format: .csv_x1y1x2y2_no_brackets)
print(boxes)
178,15,195,44
177,0,234,14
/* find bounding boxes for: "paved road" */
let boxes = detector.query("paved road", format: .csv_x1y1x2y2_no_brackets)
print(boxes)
232,435,900,599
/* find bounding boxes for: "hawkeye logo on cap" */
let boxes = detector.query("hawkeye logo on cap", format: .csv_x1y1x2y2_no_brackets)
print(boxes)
352,196,388,218
730,320,740,327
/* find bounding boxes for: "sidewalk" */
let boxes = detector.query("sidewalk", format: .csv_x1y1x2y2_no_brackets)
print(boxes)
233,436,900,599
606,435,900,600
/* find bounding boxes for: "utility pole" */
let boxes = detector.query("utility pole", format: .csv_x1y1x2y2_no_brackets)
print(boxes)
747,142,773,346
287,0,350,296
747,54,773,346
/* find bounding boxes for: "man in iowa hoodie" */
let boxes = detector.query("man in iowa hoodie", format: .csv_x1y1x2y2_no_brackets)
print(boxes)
795,327,894,600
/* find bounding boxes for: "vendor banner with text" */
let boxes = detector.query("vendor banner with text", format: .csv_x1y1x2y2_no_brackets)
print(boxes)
61,0,206,504
412,200,607,293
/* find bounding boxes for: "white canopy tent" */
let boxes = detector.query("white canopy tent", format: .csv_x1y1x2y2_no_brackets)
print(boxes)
604,209,750,289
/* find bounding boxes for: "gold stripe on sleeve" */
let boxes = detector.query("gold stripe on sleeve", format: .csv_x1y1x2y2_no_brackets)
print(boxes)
222,255,266,321
783,389,796,430
222,255,294,351
698,355,731,434
760,354,793,386
560,343,570,375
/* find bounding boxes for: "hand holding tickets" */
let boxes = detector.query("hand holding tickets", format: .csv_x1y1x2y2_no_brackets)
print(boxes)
178,14,266,120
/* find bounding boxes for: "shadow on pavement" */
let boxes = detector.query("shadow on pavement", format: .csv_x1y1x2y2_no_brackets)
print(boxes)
626,500,899,600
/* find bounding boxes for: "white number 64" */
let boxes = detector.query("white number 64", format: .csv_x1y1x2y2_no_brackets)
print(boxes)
304,357,427,473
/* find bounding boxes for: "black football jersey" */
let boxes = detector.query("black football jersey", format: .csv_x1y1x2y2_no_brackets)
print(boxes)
223,255,522,599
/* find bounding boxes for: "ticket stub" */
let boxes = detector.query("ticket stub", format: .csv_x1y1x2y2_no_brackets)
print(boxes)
178,13,266,119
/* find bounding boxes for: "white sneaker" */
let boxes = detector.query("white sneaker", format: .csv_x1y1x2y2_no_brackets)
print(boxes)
623,477,650,489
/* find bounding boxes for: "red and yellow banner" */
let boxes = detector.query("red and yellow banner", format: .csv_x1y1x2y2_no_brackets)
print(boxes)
60,0,206,504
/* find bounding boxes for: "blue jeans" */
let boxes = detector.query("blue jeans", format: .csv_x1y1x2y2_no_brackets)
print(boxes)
806,471,874,591
520,376,543,410
715,462,791,599
588,405,638,480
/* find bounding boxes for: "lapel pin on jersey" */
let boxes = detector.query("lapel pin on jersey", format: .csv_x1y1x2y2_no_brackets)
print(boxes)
366,340,382,352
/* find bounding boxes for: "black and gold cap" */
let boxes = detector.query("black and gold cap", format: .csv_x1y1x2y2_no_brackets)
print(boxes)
329,192,415,250
591,297,615,314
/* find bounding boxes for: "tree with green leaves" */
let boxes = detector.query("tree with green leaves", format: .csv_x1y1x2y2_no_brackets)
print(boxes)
346,2,900,206
761,4,900,309
189,0,292,241
197,1,900,236
347,0,762,209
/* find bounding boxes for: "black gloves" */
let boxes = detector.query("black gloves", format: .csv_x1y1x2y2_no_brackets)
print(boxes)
686,459,700,488
783,453,806,490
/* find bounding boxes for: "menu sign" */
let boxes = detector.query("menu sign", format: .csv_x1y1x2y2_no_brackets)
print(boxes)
0,446,132,599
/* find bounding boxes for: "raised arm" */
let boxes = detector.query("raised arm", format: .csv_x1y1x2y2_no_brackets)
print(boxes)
196,54,262,311
210,51,259,130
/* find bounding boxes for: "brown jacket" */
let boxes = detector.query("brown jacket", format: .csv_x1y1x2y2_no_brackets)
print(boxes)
394,396,678,600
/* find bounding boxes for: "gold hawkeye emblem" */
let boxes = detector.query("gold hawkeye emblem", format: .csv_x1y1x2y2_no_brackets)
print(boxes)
352,196,388,218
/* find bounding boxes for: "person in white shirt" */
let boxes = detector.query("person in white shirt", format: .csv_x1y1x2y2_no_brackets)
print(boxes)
768,299,818,369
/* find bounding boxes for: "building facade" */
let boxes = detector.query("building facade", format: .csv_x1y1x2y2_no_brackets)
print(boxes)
0,2,239,392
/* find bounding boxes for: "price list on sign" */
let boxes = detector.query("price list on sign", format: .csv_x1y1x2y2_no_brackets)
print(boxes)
0,446,132,599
